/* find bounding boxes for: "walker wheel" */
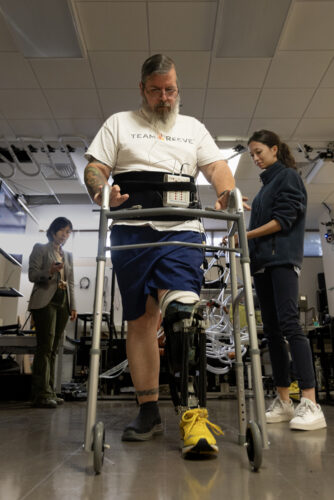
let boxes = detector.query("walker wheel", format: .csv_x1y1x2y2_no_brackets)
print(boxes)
93,421,105,474
245,421,262,471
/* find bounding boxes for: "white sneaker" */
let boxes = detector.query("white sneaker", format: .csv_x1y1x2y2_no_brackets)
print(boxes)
289,397,327,431
265,396,295,423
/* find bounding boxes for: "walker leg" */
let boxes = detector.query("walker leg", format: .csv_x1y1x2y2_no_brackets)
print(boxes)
234,196,269,449
84,260,106,452
83,185,110,463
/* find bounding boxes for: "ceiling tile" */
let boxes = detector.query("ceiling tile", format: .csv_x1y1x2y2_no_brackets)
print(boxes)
98,89,141,118
44,89,102,119
324,191,334,203
293,118,334,140
2,165,43,182
265,52,334,88
30,59,95,88
254,88,314,118
149,2,216,51
47,179,88,195
6,178,53,196
0,162,14,178
306,184,334,203
76,2,148,50
56,118,103,140
320,58,334,87
0,118,14,136
0,90,52,119
304,88,334,117
0,12,17,51
279,2,334,50
204,89,260,118
204,118,250,139
249,118,299,140
167,52,211,88
305,183,334,196
89,51,148,88
7,119,59,137
209,58,270,88
305,161,334,185
0,53,39,88
179,89,206,120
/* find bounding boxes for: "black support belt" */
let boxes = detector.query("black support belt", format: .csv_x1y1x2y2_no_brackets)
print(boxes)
110,171,200,221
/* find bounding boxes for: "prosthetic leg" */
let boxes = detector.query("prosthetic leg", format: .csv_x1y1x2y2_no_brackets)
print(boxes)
160,292,224,457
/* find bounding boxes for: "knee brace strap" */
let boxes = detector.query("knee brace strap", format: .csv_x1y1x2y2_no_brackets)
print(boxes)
159,290,200,318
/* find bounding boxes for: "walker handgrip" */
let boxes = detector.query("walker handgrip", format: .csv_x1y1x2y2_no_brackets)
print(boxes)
102,184,110,210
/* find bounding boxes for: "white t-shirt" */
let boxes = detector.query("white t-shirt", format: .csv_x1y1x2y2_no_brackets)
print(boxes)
86,109,223,231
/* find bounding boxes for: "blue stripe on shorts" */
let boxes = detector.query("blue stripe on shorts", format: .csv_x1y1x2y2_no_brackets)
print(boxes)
110,226,205,321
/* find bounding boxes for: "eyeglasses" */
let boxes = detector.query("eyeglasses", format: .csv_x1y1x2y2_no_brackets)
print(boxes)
144,87,178,97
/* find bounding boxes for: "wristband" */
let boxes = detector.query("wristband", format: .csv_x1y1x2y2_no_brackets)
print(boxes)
218,190,229,198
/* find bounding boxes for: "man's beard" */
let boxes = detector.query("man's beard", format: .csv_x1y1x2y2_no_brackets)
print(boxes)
142,95,180,132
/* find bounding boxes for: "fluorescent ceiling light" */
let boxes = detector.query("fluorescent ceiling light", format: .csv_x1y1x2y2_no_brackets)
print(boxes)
0,0,83,58
216,0,292,57
197,149,241,185
305,158,324,184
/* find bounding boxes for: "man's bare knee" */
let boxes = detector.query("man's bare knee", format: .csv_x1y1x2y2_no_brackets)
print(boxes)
128,295,160,332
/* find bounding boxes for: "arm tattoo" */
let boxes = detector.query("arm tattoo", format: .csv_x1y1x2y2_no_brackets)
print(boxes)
84,164,107,199
136,387,159,396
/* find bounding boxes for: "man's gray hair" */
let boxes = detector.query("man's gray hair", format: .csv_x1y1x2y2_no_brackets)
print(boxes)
141,54,178,85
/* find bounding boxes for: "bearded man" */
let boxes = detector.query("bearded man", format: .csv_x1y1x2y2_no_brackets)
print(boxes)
84,54,235,457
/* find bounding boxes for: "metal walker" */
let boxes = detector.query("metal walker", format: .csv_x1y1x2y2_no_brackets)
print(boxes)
84,185,269,473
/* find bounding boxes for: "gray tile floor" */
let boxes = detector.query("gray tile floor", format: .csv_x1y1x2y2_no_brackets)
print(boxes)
0,397,333,500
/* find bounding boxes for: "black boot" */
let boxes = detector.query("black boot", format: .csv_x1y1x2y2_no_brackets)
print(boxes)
122,401,163,441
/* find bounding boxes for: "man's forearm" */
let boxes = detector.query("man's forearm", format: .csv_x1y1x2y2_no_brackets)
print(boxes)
211,161,235,195
201,160,235,195
84,162,109,199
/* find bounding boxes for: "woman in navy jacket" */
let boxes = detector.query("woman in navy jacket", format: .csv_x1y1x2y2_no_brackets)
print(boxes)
247,130,326,431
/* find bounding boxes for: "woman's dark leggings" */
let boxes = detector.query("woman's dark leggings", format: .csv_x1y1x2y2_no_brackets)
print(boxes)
253,265,315,390
31,289,69,402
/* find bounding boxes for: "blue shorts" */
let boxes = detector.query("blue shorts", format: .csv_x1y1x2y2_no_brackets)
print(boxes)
110,226,205,321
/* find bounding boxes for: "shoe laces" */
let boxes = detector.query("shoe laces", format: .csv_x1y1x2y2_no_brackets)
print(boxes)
182,409,224,437
267,397,284,412
294,398,316,417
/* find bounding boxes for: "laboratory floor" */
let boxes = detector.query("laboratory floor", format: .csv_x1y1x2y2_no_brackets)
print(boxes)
0,397,333,500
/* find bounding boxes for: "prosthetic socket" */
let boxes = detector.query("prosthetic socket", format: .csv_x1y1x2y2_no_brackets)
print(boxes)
159,291,208,410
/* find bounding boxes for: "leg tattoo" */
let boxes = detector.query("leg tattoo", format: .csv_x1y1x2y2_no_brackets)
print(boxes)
136,387,159,396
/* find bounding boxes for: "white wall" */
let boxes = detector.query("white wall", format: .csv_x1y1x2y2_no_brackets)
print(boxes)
319,207,334,315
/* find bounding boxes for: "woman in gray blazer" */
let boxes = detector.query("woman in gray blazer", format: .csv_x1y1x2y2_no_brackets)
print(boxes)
28,217,77,408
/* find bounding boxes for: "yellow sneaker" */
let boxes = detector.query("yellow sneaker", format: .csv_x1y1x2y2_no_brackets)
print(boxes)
289,380,300,401
180,408,224,457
